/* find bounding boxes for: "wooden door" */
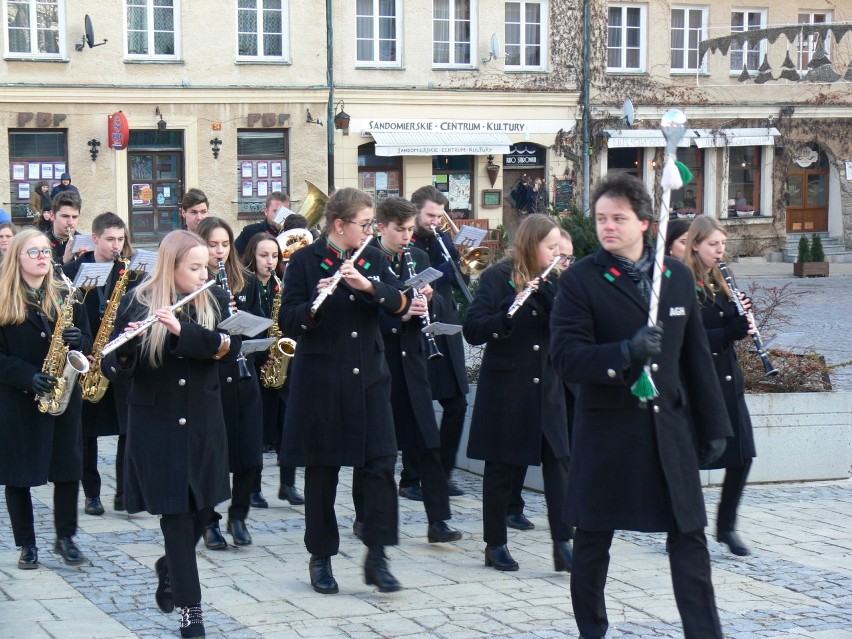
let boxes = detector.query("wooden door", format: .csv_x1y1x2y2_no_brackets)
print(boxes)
128,151,184,242
786,148,829,233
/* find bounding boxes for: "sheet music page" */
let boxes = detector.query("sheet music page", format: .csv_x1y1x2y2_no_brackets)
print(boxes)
240,338,276,354
424,322,463,336
130,249,159,274
73,262,113,288
404,267,443,290
273,206,297,225
70,234,97,253
217,312,274,337
454,225,487,250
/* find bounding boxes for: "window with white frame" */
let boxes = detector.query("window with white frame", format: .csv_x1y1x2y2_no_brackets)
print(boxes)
237,0,288,60
504,1,546,70
356,0,401,66
797,11,830,70
126,0,180,59
4,0,64,58
670,6,706,72
433,0,475,67
607,3,646,72
730,9,765,73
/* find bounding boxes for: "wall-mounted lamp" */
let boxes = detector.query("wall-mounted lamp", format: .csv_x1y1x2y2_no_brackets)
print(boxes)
306,109,323,126
155,106,167,132
486,154,500,186
651,159,657,170
87,138,101,162
594,131,610,148
774,141,785,156
333,100,351,135
210,137,222,160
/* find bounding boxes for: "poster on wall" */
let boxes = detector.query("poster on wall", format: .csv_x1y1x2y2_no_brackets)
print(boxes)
28,163,40,179
42,163,54,179
271,180,283,193
132,184,152,206
257,181,268,197
18,182,30,200
376,172,388,190
257,162,269,178
12,164,25,180
242,181,253,197
448,174,471,210
54,163,66,176
241,162,253,178
271,161,282,178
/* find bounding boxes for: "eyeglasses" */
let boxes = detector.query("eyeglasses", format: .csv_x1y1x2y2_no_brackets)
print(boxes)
22,248,53,259
347,220,375,232
561,255,577,265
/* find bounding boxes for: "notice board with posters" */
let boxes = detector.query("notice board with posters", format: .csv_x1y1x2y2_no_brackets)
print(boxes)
554,178,574,212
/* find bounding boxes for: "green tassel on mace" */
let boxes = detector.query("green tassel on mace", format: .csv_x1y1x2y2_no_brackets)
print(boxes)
675,160,694,185
630,365,659,402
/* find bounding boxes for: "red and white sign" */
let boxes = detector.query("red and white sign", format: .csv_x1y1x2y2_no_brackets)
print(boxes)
108,112,130,150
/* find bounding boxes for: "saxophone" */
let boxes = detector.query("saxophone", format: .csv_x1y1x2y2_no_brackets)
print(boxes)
260,274,296,389
37,271,90,415
81,256,131,402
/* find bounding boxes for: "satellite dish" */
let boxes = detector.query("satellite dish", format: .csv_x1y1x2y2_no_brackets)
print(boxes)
76,15,107,51
623,99,635,126
483,33,501,63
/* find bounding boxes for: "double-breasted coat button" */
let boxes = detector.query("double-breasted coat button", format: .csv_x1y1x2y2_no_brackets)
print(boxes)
651,363,659,372
178,379,186,386
226,376,233,383
402,351,407,357
725,375,732,381
353,368,360,375
492,332,499,339
653,405,660,414
719,311,725,317
531,310,538,317
533,377,540,384
379,298,386,304
301,324,308,330
110,366,117,373
712,352,718,356
607,368,616,378
533,344,540,351
40,332,46,338
349,294,355,301
391,328,398,334
351,331,358,338
178,418,187,425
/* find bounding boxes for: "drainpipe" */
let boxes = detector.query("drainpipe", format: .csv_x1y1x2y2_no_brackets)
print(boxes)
581,0,591,215
326,0,335,191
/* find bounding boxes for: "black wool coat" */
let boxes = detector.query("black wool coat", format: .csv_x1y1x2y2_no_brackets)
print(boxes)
102,287,233,515
234,220,277,256
697,293,756,469
410,228,469,400
464,260,568,466
375,242,442,452
549,249,733,534
250,275,285,446
279,237,410,467
0,297,92,486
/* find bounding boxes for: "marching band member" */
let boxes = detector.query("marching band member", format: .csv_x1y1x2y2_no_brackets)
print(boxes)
0,221,16,263
279,187,410,594
0,228,92,569
46,191,83,265
665,218,692,260
196,217,263,549
463,214,571,572
63,212,137,516
180,189,210,234
683,215,757,557
103,230,234,638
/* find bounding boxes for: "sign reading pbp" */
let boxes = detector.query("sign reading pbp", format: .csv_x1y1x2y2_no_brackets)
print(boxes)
108,112,130,150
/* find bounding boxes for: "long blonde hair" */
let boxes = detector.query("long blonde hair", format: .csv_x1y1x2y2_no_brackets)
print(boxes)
131,230,219,368
0,228,68,325
507,214,559,290
682,216,733,302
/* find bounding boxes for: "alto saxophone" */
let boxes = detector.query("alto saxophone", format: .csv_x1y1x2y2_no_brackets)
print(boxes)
260,275,296,389
81,256,131,402
37,270,90,415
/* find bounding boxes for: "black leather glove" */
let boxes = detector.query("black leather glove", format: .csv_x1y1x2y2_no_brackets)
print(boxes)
724,315,750,342
32,373,58,395
628,324,664,362
62,327,83,348
699,438,727,467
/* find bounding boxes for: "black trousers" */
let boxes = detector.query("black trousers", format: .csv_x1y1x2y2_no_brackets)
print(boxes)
717,458,752,534
228,467,258,520
571,528,723,639
160,503,214,608
252,463,297,493
400,393,468,486
307,456,397,557
6,481,78,546
82,434,126,499
482,437,571,546
507,465,528,516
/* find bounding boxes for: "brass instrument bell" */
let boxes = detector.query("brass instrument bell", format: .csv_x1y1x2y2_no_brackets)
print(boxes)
299,180,329,228
277,228,314,260
459,246,494,276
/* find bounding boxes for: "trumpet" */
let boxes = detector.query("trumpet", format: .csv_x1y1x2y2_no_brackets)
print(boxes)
507,255,561,319
310,238,370,315
402,246,443,361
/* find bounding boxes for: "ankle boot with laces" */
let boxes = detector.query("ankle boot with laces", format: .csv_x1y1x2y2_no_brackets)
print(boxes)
180,603,205,638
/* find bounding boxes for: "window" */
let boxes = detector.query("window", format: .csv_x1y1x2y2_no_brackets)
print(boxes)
433,0,475,67
504,1,546,70
433,156,473,218
358,143,402,205
670,6,706,72
356,0,400,66
607,4,646,72
730,10,765,73
126,0,179,59
237,131,289,220
727,146,762,217
797,12,830,70
4,0,64,58
8,130,68,222
237,0,288,61
672,147,703,215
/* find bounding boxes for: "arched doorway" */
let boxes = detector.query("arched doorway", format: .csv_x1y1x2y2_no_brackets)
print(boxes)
786,145,829,233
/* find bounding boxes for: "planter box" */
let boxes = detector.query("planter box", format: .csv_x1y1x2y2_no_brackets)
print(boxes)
444,386,852,492
794,261,830,277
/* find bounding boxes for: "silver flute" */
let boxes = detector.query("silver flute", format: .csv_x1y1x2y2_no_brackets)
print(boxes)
506,255,562,319
310,239,370,315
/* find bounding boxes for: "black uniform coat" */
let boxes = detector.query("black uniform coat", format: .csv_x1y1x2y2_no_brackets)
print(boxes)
374,240,442,452
410,228,469,400
0,295,92,486
250,275,285,445
697,292,756,469
235,220,277,256
216,271,263,472
102,287,234,516
279,237,410,467
549,249,733,533
464,260,569,466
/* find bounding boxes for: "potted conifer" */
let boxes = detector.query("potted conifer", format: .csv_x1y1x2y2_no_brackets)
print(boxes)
794,234,830,277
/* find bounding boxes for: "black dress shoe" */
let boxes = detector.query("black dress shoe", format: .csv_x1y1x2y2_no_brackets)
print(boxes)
249,492,269,509
364,547,401,592
113,494,125,512
227,519,252,546
154,556,174,613
203,522,227,550
398,485,423,501
54,536,86,565
427,521,462,543
505,513,535,530
553,540,573,572
18,545,38,570
353,520,365,541
446,481,465,497
179,603,205,638
717,530,750,556
484,544,519,571
84,496,105,516
309,555,339,594
278,484,305,505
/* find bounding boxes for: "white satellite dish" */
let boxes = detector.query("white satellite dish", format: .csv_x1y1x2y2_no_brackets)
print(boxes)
623,99,635,126
483,33,501,63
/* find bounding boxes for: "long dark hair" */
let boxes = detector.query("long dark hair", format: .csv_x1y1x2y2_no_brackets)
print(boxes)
196,216,247,293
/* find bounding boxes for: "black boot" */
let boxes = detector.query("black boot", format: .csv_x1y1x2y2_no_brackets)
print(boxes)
179,603,205,638
84,496,105,516
249,492,269,509
309,555,339,594
717,530,750,556
427,520,462,543
364,547,401,592
18,545,38,570
227,519,252,546
203,521,227,550
553,540,573,572
154,556,174,613
278,484,305,505
54,536,87,565
484,544,519,571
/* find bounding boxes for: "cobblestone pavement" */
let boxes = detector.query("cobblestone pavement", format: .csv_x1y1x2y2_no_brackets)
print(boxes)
1,439,850,639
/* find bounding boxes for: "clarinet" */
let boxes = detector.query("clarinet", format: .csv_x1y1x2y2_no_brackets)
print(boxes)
217,260,253,380
717,260,779,377
402,246,443,361
507,255,562,319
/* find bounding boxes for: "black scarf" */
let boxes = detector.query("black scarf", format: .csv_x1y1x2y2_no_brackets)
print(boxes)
613,244,654,306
